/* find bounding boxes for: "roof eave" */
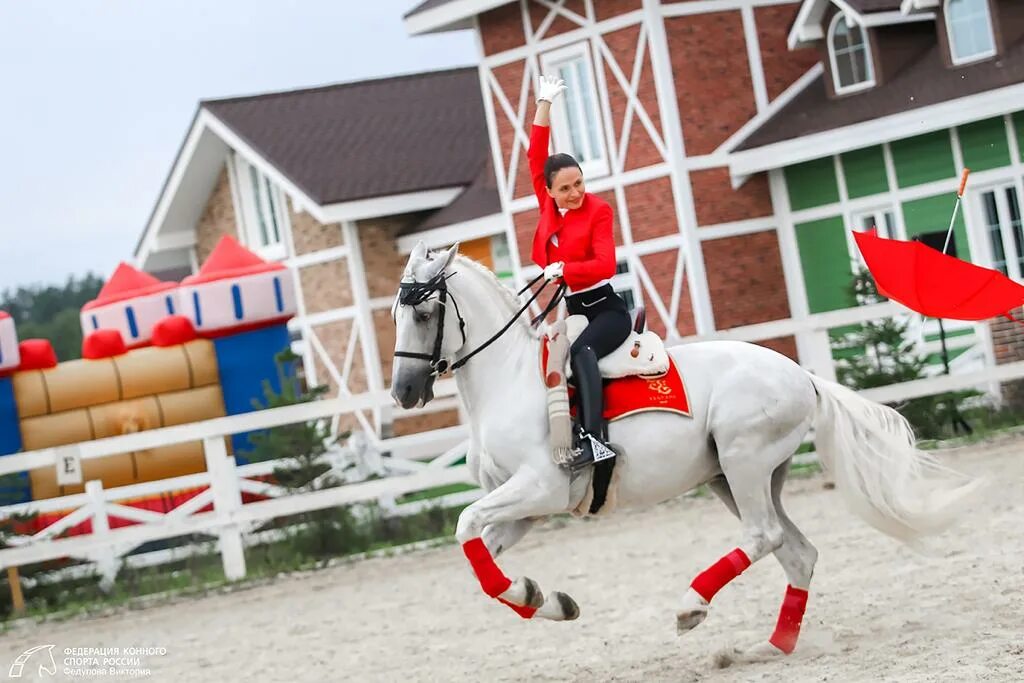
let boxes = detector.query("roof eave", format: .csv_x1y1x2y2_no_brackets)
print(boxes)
728,81,1024,177
403,0,510,36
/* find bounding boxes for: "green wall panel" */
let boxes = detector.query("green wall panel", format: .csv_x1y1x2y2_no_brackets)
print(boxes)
901,193,971,260
785,157,839,211
958,117,1010,172
890,131,956,188
796,216,855,313
1014,112,1024,159
841,146,888,199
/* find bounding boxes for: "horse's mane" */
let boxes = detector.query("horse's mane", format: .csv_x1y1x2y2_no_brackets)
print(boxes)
452,255,536,334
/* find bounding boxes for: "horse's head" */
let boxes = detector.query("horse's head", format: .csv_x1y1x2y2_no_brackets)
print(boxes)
391,241,465,409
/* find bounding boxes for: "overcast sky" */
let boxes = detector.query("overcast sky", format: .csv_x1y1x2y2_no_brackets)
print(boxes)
0,1,475,292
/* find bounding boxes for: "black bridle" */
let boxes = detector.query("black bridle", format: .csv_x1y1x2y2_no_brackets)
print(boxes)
393,269,566,376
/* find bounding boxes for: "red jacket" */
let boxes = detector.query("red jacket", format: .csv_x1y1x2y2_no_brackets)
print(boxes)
528,124,616,291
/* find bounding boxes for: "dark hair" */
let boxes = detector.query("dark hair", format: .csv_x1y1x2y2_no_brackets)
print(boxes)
543,153,582,188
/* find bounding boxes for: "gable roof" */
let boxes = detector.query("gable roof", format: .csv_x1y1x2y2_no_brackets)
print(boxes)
788,0,934,49
410,157,501,233
729,35,1024,175
202,67,488,206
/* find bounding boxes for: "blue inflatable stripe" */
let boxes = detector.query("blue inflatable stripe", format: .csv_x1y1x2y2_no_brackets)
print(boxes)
213,324,292,462
231,285,244,321
91,314,99,330
273,277,284,313
0,377,23,456
126,306,139,339
166,296,175,315
192,292,203,327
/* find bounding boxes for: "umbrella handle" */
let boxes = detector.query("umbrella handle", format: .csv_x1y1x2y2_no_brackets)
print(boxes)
942,168,971,254
957,168,971,198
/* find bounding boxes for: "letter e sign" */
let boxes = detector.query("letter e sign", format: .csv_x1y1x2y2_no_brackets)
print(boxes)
55,445,83,486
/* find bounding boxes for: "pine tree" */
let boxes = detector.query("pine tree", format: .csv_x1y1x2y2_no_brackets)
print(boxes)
835,268,975,438
244,350,361,558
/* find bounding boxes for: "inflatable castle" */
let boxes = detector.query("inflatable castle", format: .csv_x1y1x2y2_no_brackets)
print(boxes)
0,236,297,524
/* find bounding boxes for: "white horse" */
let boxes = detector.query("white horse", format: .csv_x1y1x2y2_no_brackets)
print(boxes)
390,243,981,655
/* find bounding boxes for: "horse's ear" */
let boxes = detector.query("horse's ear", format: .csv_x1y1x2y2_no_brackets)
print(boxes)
411,241,428,263
440,242,459,270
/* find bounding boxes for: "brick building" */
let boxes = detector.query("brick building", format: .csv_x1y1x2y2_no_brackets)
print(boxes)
136,0,1024,446
405,0,1024,391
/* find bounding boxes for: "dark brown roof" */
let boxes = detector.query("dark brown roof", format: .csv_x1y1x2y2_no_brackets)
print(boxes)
203,67,487,205
410,158,501,233
845,0,902,13
735,38,1024,151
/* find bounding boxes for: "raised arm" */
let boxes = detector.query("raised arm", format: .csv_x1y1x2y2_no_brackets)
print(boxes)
528,75,567,209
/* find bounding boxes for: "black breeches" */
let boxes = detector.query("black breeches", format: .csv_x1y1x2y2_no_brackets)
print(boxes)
565,284,631,358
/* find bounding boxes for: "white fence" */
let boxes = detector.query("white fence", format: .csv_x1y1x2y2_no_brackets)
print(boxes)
3,304,1024,591
0,383,478,589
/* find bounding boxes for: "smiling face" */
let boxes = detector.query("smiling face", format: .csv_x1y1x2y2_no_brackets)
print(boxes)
546,166,585,211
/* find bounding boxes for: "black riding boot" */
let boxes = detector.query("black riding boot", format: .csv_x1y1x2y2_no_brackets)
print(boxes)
569,346,616,472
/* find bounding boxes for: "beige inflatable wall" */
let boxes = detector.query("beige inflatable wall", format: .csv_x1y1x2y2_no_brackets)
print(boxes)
13,340,229,499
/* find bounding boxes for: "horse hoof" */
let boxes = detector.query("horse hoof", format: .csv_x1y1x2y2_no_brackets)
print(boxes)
676,607,707,634
500,577,545,609
676,588,709,634
536,591,579,621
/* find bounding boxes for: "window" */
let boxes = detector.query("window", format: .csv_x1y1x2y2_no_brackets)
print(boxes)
979,184,1023,279
945,0,996,65
848,208,897,270
539,43,609,179
610,259,640,312
828,13,875,94
490,234,514,282
232,155,290,259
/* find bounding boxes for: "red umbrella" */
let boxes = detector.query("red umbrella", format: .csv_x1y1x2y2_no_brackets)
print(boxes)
853,169,1024,322
853,230,1024,320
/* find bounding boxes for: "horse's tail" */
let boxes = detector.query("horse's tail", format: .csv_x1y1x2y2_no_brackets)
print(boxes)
807,373,984,546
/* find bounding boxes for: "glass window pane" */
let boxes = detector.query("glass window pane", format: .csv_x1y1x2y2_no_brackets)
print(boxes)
558,63,587,159
883,212,896,238
264,178,281,245
948,0,994,60
983,190,1007,274
249,166,270,246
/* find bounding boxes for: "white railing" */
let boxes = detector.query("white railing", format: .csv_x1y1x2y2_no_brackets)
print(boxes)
0,383,477,587
3,304,1024,590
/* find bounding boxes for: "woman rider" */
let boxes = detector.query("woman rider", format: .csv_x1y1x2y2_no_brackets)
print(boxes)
530,74,632,470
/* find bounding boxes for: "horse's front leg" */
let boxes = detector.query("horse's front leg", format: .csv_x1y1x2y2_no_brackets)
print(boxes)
457,468,578,622
482,519,535,558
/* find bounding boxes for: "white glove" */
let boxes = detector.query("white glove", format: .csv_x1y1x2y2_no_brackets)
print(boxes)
536,75,567,104
543,261,564,281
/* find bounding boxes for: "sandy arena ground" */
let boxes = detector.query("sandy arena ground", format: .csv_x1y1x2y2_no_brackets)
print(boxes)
2,437,1022,682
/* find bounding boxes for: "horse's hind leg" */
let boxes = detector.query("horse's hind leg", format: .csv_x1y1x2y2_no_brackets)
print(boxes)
704,462,817,655
764,461,817,653
676,419,811,635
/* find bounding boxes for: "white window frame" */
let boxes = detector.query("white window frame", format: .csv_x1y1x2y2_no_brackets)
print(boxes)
611,259,641,313
231,154,290,261
944,0,997,66
972,181,1023,281
539,42,610,181
846,207,897,273
827,13,876,96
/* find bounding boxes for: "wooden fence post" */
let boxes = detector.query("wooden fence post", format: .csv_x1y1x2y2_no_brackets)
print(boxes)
204,437,247,581
85,480,120,592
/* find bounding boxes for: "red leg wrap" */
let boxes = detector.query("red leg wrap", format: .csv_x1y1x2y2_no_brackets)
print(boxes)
462,538,512,598
498,598,538,619
690,548,751,602
768,585,809,654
